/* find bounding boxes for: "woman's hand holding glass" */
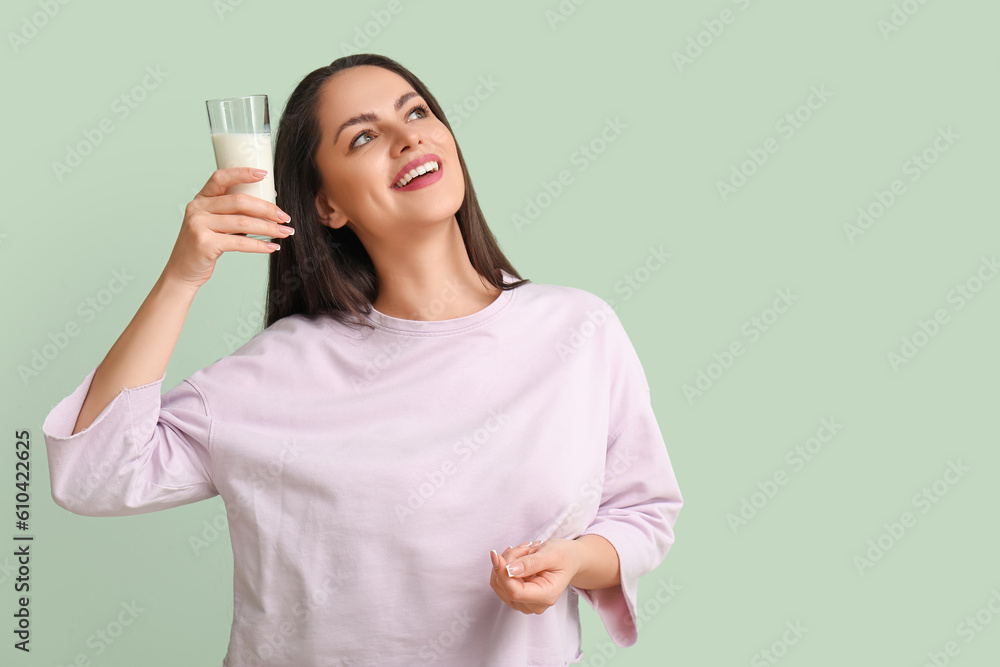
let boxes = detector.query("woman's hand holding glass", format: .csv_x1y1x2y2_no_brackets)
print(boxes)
163,167,294,291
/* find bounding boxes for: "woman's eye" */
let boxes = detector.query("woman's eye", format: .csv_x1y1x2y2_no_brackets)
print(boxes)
350,105,428,149
351,131,374,149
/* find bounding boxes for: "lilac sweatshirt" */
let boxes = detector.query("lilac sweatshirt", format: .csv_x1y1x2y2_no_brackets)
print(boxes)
42,269,683,666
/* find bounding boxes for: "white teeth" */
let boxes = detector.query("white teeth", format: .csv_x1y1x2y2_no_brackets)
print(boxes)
394,160,439,188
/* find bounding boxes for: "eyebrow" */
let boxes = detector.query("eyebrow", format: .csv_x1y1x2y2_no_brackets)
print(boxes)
333,91,421,145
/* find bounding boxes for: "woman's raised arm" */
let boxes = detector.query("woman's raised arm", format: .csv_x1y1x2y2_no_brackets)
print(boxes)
71,167,293,434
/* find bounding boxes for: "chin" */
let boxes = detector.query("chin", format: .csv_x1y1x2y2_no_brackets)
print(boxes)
446,171,467,212
426,172,466,220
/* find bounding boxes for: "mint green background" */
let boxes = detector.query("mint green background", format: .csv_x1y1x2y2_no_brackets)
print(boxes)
3,0,998,665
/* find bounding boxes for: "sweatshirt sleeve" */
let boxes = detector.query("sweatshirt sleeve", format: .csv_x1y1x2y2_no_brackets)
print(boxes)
570,306,684,647
41,364,219,517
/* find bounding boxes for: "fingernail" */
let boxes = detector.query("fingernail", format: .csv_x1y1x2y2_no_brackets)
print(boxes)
490,549,498,566
506,561,524,577
518,541,532,547
251,168,268,178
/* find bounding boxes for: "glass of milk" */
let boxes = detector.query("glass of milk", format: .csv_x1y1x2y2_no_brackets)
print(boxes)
205,94,275,241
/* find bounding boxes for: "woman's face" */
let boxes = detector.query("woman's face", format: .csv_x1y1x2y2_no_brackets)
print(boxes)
312,65,465,246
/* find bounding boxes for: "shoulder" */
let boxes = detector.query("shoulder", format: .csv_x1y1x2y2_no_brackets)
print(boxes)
512,275,616,320
229,313,337,356
513,276,635,359
517,275,627,337
183,313,340,392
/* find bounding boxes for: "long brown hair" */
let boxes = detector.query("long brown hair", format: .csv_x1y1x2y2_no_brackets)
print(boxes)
264,53,529,332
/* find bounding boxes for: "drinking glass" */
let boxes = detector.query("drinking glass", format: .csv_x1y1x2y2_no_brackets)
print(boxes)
205,94,276,242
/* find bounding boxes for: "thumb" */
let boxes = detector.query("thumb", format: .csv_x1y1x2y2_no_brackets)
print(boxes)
506,552,544,578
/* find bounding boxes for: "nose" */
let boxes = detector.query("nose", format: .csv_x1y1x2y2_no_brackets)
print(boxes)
391,120,425,156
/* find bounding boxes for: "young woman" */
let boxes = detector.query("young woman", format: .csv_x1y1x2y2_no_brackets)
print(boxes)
42,53,683,666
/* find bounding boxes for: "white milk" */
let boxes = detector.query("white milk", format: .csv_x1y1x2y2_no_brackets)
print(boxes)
211,132,276,204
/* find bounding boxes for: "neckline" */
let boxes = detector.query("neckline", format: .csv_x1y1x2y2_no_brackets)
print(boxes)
362,269,518,335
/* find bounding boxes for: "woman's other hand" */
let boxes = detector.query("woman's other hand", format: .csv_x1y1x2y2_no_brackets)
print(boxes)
489,538,580,615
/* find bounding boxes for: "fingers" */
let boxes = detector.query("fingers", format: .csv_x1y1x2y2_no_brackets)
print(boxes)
489,537,576,618
203,213,295,240
489,550,510,604
500,540,541,565
198,167,271,199
214,230,286,255
501,540,544,577
490,551,533,615
490,540,548,614
199,190,291,226
192,169,292,239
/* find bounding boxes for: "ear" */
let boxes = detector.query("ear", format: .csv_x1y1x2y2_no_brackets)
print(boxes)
314,190,350,230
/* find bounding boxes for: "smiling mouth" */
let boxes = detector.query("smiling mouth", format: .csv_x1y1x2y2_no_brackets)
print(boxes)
392,159,441,189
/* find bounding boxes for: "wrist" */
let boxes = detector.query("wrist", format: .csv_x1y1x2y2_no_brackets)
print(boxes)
157,270,201,300
570,534,621,591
